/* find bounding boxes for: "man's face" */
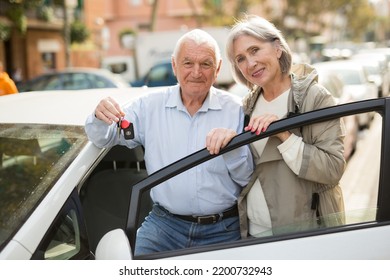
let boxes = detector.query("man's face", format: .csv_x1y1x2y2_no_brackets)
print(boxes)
172,40,221,98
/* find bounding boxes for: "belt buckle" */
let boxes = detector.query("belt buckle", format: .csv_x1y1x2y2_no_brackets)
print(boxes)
197,214,218,224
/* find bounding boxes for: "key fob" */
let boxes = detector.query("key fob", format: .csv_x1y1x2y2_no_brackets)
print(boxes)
120,119,134,140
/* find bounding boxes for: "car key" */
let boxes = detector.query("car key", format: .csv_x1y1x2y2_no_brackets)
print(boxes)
120,119,134,140
117,118,122,139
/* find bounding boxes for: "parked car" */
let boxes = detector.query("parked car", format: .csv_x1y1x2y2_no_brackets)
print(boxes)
354,49,390,95
313,60,378,128
1,89,390,260
317,70,359,160
18,68,130,92
130,61,177,87
350,56,389,97
227,82,251,99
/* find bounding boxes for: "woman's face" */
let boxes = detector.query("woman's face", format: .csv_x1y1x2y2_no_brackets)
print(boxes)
233,35,281,88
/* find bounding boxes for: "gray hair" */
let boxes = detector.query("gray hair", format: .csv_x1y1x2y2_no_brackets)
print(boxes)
172,29,221,64
226,15,292,88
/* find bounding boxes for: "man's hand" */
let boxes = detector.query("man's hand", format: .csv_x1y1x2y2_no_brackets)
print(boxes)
94,97,125,125
206,128,237,155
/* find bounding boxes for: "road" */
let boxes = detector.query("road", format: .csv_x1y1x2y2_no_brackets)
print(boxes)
340,113,381,222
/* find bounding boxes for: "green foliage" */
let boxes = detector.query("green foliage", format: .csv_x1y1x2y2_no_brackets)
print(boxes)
70,20,90,44
119,28,136,37
0,0,45,10
5,6,27,34
0,22,11,41
1,0,44,34
201,0,379,42
119,28,136,46
202,0,260,26
36,5,54,22
342,0,376,40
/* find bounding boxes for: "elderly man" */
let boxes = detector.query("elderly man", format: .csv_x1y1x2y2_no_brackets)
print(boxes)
85,29,253,255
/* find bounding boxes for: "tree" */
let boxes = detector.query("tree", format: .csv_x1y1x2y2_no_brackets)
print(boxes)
342,0,376,41
265,0,376,42
70,20,89,44
201,0,260,26
199,0,377,42
0,0,44,34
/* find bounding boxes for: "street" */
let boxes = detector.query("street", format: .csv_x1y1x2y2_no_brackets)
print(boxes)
340,113,382,222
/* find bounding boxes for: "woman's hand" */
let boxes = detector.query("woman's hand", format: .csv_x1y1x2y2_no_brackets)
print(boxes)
245,114,291,142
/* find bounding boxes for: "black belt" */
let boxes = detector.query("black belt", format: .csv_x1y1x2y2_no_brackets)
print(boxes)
173,205,238,225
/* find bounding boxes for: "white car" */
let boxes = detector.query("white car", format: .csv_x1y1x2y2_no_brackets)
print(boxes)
1,88,390,260
349,56,390,97
313,60,378,100
316,70,358,161
314,60,378,128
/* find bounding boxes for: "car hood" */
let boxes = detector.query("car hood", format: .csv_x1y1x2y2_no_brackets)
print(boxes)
0,88,153,125
343,84,377,102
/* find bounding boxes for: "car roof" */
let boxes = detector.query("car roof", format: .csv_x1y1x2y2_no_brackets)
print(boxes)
350,57,381,64
313,60,363,68
39,67,117,74
0,87,155,125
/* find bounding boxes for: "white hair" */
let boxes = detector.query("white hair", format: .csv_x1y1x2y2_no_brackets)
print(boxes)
172,29,221,64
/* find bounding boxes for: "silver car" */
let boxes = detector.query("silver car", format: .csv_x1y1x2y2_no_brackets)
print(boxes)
314,60,378,128
18,68,130,92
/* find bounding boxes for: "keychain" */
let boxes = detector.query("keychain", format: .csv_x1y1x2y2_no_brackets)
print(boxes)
117,118,134,140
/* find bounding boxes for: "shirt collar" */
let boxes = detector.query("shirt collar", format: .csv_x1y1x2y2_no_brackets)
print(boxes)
166,85,222,112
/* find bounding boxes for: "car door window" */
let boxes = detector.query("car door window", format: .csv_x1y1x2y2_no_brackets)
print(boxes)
43,209,81,259
148,65,170,82
32,189,91,260
86,73,112,88
60,73,86,90
35,75,59,90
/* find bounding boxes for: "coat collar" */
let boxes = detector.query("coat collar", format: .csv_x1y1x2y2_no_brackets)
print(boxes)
242,63,318,117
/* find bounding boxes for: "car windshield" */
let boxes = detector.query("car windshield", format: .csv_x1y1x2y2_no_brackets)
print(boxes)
0,124,88,248
337,69,363,85
362,65,379,76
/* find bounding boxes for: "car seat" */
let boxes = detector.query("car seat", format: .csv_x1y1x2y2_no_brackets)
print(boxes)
81,145,151,253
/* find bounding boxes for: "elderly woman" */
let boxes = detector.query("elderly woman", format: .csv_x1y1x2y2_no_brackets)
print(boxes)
225,15,346,238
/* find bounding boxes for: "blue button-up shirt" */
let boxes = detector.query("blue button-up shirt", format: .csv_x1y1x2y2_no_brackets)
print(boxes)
85,85,253,215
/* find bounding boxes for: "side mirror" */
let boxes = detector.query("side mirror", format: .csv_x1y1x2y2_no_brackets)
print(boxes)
95,229,132,260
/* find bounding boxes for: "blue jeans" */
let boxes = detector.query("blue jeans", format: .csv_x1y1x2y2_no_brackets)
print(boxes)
134,204,240,256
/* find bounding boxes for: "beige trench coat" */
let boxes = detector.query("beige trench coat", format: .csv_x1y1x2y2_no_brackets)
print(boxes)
239,64,346,238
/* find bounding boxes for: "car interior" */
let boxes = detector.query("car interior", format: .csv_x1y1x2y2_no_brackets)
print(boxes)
80,145,151,253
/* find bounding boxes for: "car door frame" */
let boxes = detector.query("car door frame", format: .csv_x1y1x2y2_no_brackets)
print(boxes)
125,97,390,259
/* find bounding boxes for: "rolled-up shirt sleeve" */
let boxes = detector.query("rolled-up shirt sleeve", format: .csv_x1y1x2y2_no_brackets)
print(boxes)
84,113,120,148
222,146,254,187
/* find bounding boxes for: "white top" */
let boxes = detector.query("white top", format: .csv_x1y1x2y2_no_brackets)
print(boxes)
247,89,304,236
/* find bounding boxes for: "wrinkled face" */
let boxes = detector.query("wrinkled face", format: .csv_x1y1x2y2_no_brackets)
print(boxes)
172,40,221,98
233,35,281,88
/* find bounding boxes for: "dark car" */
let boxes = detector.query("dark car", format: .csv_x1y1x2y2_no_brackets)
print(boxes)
131,61,177,87
18,68,130,92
